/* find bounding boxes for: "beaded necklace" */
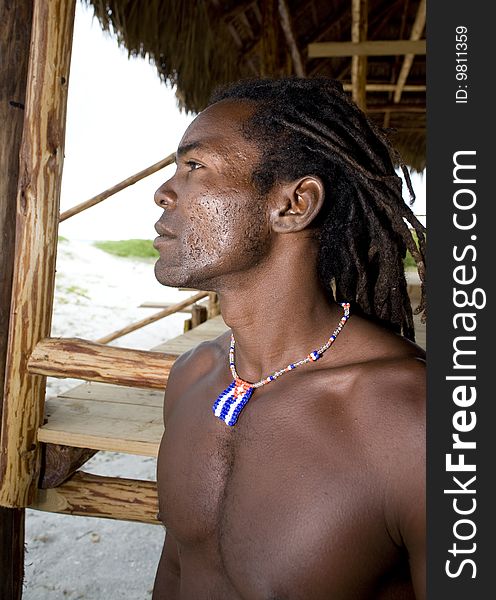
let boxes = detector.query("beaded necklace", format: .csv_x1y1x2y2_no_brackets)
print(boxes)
212,302,351,426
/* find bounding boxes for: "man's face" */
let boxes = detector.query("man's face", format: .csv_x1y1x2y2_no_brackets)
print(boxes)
153,100,270,289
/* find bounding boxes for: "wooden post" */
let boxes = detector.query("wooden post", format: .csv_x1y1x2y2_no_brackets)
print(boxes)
0,0,76,508
351,0,368,111
0,0,34,596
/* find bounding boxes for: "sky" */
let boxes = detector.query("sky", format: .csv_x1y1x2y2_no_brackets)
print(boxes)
59,2,425,241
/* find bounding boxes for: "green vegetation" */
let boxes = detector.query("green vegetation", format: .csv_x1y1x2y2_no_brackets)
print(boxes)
404,229,422,270
58,235,68,243
65,285,90,299
93,239,159,259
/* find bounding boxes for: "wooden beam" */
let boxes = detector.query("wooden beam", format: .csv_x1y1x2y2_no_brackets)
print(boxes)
308,39,426,58
351,0,368,110
59,153,175,222
28,338,176,390
277,0,305,76
0,0,76,509
96,290,209,344
394,0,426,102
365,104,425,113
31,471,159,524
0,0,33,593
342,83,425,92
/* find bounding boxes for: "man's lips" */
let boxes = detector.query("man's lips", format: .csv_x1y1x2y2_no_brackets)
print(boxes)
154,223,176,249
153,233,176,250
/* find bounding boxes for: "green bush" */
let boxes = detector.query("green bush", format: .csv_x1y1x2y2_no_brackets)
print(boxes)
94,239,159,259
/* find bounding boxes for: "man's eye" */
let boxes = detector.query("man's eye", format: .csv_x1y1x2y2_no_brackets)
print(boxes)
186,160,202,171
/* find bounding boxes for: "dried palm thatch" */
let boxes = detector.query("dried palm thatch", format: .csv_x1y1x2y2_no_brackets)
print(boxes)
86,0,426,171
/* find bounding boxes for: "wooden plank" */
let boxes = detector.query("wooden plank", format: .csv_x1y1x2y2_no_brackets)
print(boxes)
59,382,164,407
308,39,426,58
31,471,159,524
394,0,427,103
0,0,33,593
38,384,163,455
28,338,176,389
59,154,175,222
38,397,163,456
0,0,76,509
153,315,229,355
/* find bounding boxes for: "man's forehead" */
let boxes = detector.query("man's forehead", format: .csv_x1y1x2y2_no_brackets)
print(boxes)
177,102,257,156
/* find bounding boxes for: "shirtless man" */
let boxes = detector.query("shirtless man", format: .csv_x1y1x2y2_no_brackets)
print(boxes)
152,78,426,600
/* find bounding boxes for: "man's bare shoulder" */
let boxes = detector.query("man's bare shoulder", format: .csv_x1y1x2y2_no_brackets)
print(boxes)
341,314,426,453
163,331,230,418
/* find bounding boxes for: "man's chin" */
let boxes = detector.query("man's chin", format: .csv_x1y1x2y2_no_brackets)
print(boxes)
154,262,189,289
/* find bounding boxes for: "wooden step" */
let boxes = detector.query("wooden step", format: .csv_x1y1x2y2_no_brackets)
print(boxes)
37,316,229,455
39,383,164,456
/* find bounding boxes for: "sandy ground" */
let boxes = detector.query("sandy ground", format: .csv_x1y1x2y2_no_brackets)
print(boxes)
24,240,189,599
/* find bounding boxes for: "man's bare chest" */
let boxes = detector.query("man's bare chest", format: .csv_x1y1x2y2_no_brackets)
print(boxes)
157,391,402,599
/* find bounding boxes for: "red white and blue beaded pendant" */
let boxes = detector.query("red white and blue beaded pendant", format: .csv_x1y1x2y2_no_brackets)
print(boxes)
212,302,351,426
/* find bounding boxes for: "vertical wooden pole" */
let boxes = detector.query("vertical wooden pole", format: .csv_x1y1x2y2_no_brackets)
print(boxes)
0,0,76,508
351,0,368,111
0,0,34,596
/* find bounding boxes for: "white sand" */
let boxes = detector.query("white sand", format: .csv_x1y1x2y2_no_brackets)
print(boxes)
24,240,188,599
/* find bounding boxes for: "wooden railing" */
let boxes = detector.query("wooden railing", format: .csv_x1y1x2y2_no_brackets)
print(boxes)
59,153,175,221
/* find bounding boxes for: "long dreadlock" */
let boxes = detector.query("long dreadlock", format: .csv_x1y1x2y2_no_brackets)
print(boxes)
209,78,426,341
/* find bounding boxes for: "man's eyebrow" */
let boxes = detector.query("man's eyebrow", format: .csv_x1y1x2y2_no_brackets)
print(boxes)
176,141,204,160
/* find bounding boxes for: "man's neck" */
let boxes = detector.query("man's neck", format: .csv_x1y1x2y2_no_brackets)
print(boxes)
214,236,343,383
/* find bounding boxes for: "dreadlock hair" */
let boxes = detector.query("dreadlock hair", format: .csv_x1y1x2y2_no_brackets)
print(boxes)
209,78,426,341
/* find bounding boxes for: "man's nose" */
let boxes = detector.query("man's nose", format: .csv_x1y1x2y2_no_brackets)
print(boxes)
154,179,177,210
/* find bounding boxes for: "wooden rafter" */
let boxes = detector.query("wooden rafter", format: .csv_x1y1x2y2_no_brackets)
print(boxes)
351,0,368,110
278,0,305,76
342,83,425,92
308,39,426,57
393,0,426,102
365,104,425,113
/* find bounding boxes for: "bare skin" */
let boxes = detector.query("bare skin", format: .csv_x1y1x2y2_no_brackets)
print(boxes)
152,100,426,600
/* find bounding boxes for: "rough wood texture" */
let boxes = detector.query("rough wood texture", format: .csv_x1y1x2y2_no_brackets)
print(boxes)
31,471,160,524
307,39,426,58
39,443,98,489
0,0,33,594
28,338,176,389
59,153,175,222
0,0,76,508
191,304,208,328
96,290,208,344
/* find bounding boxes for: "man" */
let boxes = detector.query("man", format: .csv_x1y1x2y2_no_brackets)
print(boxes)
152,78,426,599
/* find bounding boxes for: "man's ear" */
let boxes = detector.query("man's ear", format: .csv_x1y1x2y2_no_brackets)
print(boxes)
270,176,325,233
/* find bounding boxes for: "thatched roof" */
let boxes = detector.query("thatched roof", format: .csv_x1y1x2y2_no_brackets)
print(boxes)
87,0,426,171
